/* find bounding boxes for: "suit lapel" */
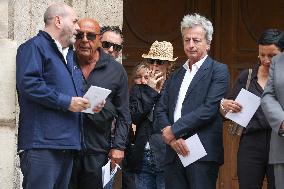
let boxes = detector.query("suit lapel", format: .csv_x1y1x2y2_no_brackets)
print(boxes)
185,57,212,97
172,68,186,108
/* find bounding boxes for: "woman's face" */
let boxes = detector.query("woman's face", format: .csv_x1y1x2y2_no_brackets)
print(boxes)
258,44,281,67
133,68,149,84
147,59,170,75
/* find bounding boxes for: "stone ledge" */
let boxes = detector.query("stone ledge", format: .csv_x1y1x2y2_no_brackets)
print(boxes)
0,119,16,128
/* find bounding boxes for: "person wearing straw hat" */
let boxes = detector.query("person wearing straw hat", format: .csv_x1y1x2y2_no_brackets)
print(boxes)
142,40,177,92
122,41,177,189
155,13,230,189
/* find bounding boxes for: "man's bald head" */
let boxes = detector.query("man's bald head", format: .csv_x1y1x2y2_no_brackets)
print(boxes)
75,18,101,62
78,18,100,34
44,3,73,26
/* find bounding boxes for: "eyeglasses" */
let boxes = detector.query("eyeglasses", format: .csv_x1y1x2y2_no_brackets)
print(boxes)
76,31,99,41
147,59,168,65
101,41,123,52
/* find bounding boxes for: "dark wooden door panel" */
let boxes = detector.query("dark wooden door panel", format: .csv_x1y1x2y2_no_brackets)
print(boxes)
216,0,284,189
118,1,284,189
122,0,214,77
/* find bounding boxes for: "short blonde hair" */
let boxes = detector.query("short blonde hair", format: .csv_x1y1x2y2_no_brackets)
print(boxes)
130,62,149,87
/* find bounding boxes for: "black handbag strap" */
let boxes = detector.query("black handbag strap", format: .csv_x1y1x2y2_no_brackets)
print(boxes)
229,68,253,136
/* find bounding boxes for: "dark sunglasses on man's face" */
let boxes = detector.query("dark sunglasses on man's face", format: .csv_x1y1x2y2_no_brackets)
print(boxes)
101,41,123,52
147,59,167,65
76,31,98,41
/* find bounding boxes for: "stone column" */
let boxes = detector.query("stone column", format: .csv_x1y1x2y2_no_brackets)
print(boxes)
0,0,18,188
4,1,123,188
0,39,17,186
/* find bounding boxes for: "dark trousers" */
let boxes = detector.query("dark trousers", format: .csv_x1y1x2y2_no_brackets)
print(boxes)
20,149,74,189
164,157,219,189
69,153,108,189
237,130,275,189
121,170,136,189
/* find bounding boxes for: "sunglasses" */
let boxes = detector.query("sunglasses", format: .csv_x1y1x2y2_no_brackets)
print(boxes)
147,59,168,65
101,41,123,52
76,31,99,41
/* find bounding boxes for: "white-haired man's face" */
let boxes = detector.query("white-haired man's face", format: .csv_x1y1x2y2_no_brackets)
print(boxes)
182,26,210,64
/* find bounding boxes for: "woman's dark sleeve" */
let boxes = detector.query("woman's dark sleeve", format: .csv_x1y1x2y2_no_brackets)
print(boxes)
129,84,160,125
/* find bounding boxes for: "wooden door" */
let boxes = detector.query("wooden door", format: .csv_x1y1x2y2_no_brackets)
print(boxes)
215,0,284,188
120,0,284,189
122,0,215,77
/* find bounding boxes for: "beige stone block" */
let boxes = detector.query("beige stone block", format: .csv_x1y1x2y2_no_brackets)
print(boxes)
12,0,67,44
0,126,17,189
0,0,8,38
11,0,123,43
0,39,17,120
73,0,123,27
72,0,87,19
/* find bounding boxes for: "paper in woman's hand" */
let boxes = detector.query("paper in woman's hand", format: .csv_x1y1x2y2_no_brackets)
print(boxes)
82,86,111,114
225,88,260,127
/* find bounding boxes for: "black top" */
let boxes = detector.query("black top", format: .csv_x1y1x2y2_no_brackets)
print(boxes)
77,48,131,154
228,65,271,133
124,84,166,172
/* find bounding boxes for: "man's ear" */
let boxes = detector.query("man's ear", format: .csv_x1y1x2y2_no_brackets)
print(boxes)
206,43,211,51
54,15,61,29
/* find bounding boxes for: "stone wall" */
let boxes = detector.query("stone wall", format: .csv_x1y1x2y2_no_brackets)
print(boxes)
0,0,123,188
0,37,17,189
9,0,123,44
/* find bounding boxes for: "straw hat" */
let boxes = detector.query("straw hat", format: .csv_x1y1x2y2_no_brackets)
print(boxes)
142,41,178,61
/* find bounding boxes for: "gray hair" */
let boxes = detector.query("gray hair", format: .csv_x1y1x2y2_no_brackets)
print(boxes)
180,13,213,43
44,3,69,25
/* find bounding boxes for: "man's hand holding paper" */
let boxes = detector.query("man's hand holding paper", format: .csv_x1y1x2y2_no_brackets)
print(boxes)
82,86,111,114
177,134,207,167
170,138,189,157
92,100,106,113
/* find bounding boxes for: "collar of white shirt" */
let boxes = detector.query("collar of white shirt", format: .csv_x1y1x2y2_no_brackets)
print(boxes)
53,39,69,63
183,55,208,72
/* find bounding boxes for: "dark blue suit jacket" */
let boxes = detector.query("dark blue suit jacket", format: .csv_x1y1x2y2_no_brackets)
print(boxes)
16,31,84,151
155,56,229,165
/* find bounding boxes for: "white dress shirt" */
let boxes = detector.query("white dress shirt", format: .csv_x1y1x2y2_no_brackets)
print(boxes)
54,39,69,63
173,55,207,122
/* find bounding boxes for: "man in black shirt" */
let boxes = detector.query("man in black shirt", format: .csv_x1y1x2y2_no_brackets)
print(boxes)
69,18,131,189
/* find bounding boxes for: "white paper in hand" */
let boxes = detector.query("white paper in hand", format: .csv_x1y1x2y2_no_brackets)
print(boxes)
102,159,120,188
225,88,260,127
178,134,207,167
82,86,111,114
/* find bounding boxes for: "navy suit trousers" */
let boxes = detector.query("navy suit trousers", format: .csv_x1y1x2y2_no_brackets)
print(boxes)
20,149,74,189
164,157,219,189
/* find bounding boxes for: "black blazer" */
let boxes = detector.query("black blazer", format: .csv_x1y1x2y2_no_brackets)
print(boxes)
124,84,165,172
155,56,230,165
